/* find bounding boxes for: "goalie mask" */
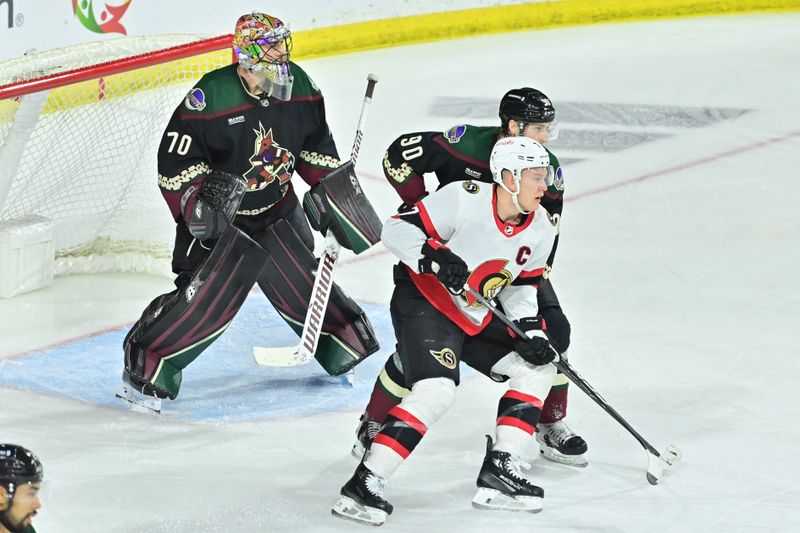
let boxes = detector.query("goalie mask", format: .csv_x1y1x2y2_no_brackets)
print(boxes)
233,13,294,101
490,136,554,214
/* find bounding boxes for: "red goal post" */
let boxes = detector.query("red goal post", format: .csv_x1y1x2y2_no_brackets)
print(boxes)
0,35,234,277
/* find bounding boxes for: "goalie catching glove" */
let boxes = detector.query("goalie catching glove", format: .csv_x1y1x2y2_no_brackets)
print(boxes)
419,238,470,292
509,316,559,366
181,171,247,241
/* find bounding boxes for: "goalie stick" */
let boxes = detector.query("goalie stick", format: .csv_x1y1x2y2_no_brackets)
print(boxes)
464,286,682,485
253,73,379,368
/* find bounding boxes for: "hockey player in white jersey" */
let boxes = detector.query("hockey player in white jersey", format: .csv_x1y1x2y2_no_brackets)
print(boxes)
331,137,561,526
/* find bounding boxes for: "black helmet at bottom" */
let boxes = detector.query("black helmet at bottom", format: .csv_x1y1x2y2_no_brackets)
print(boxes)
0,444,43,503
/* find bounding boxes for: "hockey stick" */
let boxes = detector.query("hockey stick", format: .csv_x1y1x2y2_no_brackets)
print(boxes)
464,287,682,485
253,73,379,368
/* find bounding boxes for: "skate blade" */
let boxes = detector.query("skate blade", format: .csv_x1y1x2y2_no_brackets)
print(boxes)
471,488,542,513
539,446,588,468
331,496,387,526
115,384,162,414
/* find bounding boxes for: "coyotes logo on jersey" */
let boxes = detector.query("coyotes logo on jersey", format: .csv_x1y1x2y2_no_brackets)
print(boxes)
245,123,295,191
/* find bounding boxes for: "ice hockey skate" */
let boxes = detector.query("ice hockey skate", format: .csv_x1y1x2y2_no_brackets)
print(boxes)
350,412,382,460
472,436,544,513
536,420,588,467
332,462,393,526
115,371,165,414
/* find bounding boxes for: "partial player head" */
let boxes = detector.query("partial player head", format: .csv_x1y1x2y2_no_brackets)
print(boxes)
233,12,294,100
0,444,43,533
499,87,559,143
490,136,554,214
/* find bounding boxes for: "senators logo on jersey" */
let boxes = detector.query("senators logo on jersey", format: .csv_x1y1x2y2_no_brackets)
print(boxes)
460,259,514,308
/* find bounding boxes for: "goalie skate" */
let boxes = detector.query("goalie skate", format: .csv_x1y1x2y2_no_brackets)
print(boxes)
116,382,162,413
536,420,588,467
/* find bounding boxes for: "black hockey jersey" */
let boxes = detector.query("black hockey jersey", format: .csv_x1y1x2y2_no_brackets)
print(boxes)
157,62,341,222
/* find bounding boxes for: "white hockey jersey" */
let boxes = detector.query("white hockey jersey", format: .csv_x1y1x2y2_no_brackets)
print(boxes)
381,180,558,335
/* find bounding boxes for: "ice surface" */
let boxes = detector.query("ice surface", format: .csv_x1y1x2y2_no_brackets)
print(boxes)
2,13,800,532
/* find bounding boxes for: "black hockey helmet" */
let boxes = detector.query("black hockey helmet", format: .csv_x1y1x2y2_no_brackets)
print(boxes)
499,87,556,124
0,444,43,504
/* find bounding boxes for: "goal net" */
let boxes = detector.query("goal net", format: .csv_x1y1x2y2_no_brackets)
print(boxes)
0,35,233,277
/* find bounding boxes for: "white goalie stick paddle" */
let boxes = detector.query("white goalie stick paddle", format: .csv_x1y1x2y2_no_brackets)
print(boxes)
464,286,682,485
253,73,379,367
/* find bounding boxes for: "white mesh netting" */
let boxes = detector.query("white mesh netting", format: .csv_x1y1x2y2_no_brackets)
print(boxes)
0,35,231,276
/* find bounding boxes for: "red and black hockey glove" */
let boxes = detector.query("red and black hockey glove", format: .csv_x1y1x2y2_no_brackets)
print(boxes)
509,316,559,366
419,239,469,292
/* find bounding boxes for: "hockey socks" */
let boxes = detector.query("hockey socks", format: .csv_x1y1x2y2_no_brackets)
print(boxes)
494,389,544,456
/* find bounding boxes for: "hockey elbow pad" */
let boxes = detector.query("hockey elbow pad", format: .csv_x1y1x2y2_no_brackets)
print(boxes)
181,171,247,240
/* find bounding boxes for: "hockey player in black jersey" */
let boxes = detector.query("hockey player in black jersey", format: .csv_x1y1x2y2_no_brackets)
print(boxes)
118,12,380,410
333,137,560,525
354,88,588,466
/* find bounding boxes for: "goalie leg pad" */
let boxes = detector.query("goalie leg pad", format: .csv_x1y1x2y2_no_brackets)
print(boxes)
123,227,269,399
254,217,379,375
303,162,382,254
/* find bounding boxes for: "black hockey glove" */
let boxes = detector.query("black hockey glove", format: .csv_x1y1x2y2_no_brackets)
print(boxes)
510,316,559,366
419,239,469,292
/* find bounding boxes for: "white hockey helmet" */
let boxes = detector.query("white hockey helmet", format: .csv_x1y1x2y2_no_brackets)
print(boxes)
490,136,554,214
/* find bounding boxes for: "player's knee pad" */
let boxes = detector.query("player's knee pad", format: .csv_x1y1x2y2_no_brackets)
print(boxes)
491,352,556,398
399,377,456,427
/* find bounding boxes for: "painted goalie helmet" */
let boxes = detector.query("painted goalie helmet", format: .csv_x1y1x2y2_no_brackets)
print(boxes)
233,13,294,100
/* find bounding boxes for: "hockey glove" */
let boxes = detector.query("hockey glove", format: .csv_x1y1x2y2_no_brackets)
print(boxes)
181,171,247,241
419,239,469,292
510,316,559,366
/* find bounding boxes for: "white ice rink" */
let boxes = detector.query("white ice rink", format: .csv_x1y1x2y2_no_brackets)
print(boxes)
2,12,800,532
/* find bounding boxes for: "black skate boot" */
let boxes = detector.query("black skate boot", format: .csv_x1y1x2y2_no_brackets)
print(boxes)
472,435,544,513
332,462,393,526
536,420,588,467
351,411,383,460
115,370,168,413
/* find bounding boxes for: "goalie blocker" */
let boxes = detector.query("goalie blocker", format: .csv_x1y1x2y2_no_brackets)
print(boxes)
302,161,382,254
